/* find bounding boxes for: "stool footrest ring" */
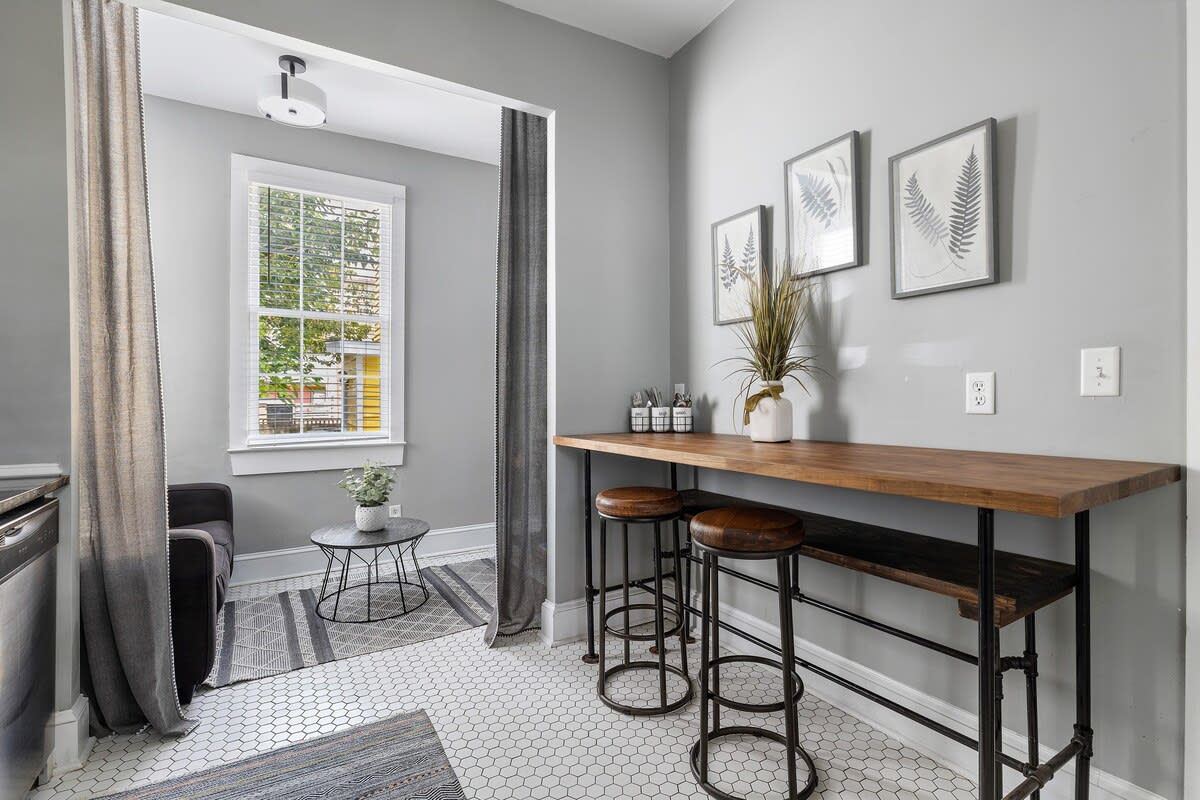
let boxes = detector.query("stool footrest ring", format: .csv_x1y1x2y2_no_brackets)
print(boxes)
705,654,804,713
603,603,685,641
598,661,695,716
690,726,818,800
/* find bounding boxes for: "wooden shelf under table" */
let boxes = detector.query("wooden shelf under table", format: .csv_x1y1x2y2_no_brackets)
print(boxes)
681,489,1076,628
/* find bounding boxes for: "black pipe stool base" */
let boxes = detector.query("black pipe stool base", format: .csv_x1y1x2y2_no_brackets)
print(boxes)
689,726,818,800
605,604,684,641
598,661,695,716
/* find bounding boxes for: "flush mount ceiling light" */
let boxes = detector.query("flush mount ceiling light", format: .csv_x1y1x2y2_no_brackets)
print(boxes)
257,55,327,128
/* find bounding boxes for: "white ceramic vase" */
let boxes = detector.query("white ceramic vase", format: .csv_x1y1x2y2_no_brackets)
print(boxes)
747,381,793,443
355,504,388,532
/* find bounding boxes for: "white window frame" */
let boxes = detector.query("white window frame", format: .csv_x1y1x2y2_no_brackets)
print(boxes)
227,154,406,475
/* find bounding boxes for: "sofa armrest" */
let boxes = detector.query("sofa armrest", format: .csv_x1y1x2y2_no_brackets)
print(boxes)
169,528,217,704
168,483,233,530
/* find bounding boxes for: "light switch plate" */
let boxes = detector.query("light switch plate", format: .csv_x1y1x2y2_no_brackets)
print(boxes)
1080,347,1120,397
389,504,404,518
965,371,995,415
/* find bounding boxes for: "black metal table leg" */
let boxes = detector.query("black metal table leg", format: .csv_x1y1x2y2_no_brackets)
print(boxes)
978,508,998,800
994,626,1004,794
698,552,713,784
332,548,351,620
583,451,598,663
318,545,335,600
598,518,608,687
1024,614,1041,800
778,556,800,797
1075,511,1092,800
652,521,668,708
622,523,631,665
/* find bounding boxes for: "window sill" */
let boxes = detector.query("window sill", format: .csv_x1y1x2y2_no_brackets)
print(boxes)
228,440,407,476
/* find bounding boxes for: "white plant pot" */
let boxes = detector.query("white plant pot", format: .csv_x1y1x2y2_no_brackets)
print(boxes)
747,381,793,443
355,504,388,532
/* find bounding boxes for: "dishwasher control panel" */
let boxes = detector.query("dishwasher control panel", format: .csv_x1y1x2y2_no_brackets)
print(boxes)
0,499,59,586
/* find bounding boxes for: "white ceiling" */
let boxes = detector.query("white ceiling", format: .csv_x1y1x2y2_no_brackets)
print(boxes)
138,11,501,165
495,0,734,57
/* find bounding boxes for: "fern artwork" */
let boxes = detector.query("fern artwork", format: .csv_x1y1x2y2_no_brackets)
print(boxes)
711,206,768,325
890,118,997,298
785,131,862,277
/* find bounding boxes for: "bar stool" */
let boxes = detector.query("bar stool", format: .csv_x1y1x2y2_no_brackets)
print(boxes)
689,507,817,800
595,486,694,715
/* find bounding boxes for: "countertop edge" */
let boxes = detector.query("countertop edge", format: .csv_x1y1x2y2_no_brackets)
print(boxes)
0,474,70,517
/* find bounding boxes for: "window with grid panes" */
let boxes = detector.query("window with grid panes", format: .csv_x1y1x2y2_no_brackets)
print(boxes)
246,180,392,442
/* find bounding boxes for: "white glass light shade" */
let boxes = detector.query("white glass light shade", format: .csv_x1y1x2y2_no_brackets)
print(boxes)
257,74,327,128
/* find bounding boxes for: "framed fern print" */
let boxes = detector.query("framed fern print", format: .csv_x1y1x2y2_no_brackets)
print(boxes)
712,205,768,325
785,131,861,277
889,118,997,299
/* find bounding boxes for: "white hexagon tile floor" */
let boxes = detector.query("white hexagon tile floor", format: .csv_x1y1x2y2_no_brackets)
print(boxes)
33,550,977,800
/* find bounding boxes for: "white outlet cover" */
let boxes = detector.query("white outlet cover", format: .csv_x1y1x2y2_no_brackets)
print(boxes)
965,371,995,415
1080,347,1120,397
389,504,404,518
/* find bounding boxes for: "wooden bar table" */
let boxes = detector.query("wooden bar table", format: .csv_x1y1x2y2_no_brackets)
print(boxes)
554,432,1181,800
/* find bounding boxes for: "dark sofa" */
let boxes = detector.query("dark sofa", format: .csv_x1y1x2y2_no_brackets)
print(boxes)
167,483,234,704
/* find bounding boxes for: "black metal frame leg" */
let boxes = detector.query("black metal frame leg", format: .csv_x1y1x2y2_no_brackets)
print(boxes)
598,517,608,685
583,451,599,663
1024,613,1041,800
978,507,997,800
1074,511,1092,799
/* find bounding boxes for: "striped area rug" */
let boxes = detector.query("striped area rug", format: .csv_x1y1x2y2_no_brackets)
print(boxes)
204,558,494,689
99,711,465,799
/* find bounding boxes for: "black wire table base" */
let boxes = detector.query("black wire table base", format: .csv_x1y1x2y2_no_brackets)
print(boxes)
314,538,430,623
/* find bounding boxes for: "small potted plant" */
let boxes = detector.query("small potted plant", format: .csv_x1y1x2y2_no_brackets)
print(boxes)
723,258,819,442
338,462,396,532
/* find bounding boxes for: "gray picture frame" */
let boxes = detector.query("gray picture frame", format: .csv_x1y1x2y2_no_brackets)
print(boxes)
889,118,998,299
784,130,862,278
711,205,768,326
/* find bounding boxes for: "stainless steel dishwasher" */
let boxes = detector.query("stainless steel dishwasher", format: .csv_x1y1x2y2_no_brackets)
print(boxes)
0,498,58,800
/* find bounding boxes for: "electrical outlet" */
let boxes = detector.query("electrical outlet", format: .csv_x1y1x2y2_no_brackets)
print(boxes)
388,504,403,518
965,371,995,415
1080,347,1120,397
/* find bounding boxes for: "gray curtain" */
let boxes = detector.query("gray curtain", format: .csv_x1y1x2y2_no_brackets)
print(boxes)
72,0,193,736
486,108,548,644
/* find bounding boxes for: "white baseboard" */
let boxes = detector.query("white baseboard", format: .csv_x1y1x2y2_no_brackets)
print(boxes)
44,694,93,778
545,589,1160,800
540,587,658,648
707,595,1164,800
0,462,64,479
230,522,495,586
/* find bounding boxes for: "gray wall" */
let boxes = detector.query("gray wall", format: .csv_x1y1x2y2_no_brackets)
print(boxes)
0,0,79,717
144,96,498,554
668,0,1185,795
0,0,70,467
166,0,673,602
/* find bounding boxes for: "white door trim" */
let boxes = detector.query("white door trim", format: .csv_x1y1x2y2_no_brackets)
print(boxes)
1184,1,1199,795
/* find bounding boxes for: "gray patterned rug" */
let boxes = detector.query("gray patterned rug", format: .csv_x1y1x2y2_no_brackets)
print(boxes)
204,558,494,689
98,710,465,799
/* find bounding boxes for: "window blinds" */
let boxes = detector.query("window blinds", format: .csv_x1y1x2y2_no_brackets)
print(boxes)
246,182,391,442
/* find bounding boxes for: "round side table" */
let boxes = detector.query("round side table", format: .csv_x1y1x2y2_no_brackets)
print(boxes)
309,517,431,623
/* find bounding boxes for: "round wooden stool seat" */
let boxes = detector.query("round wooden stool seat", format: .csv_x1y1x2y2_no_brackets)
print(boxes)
595,486,683,520
690,507,805,558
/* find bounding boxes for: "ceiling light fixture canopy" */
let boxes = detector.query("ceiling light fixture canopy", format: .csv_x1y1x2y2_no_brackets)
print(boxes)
257,55,327,128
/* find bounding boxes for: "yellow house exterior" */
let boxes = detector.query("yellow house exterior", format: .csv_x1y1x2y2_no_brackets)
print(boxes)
326,339,384,433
